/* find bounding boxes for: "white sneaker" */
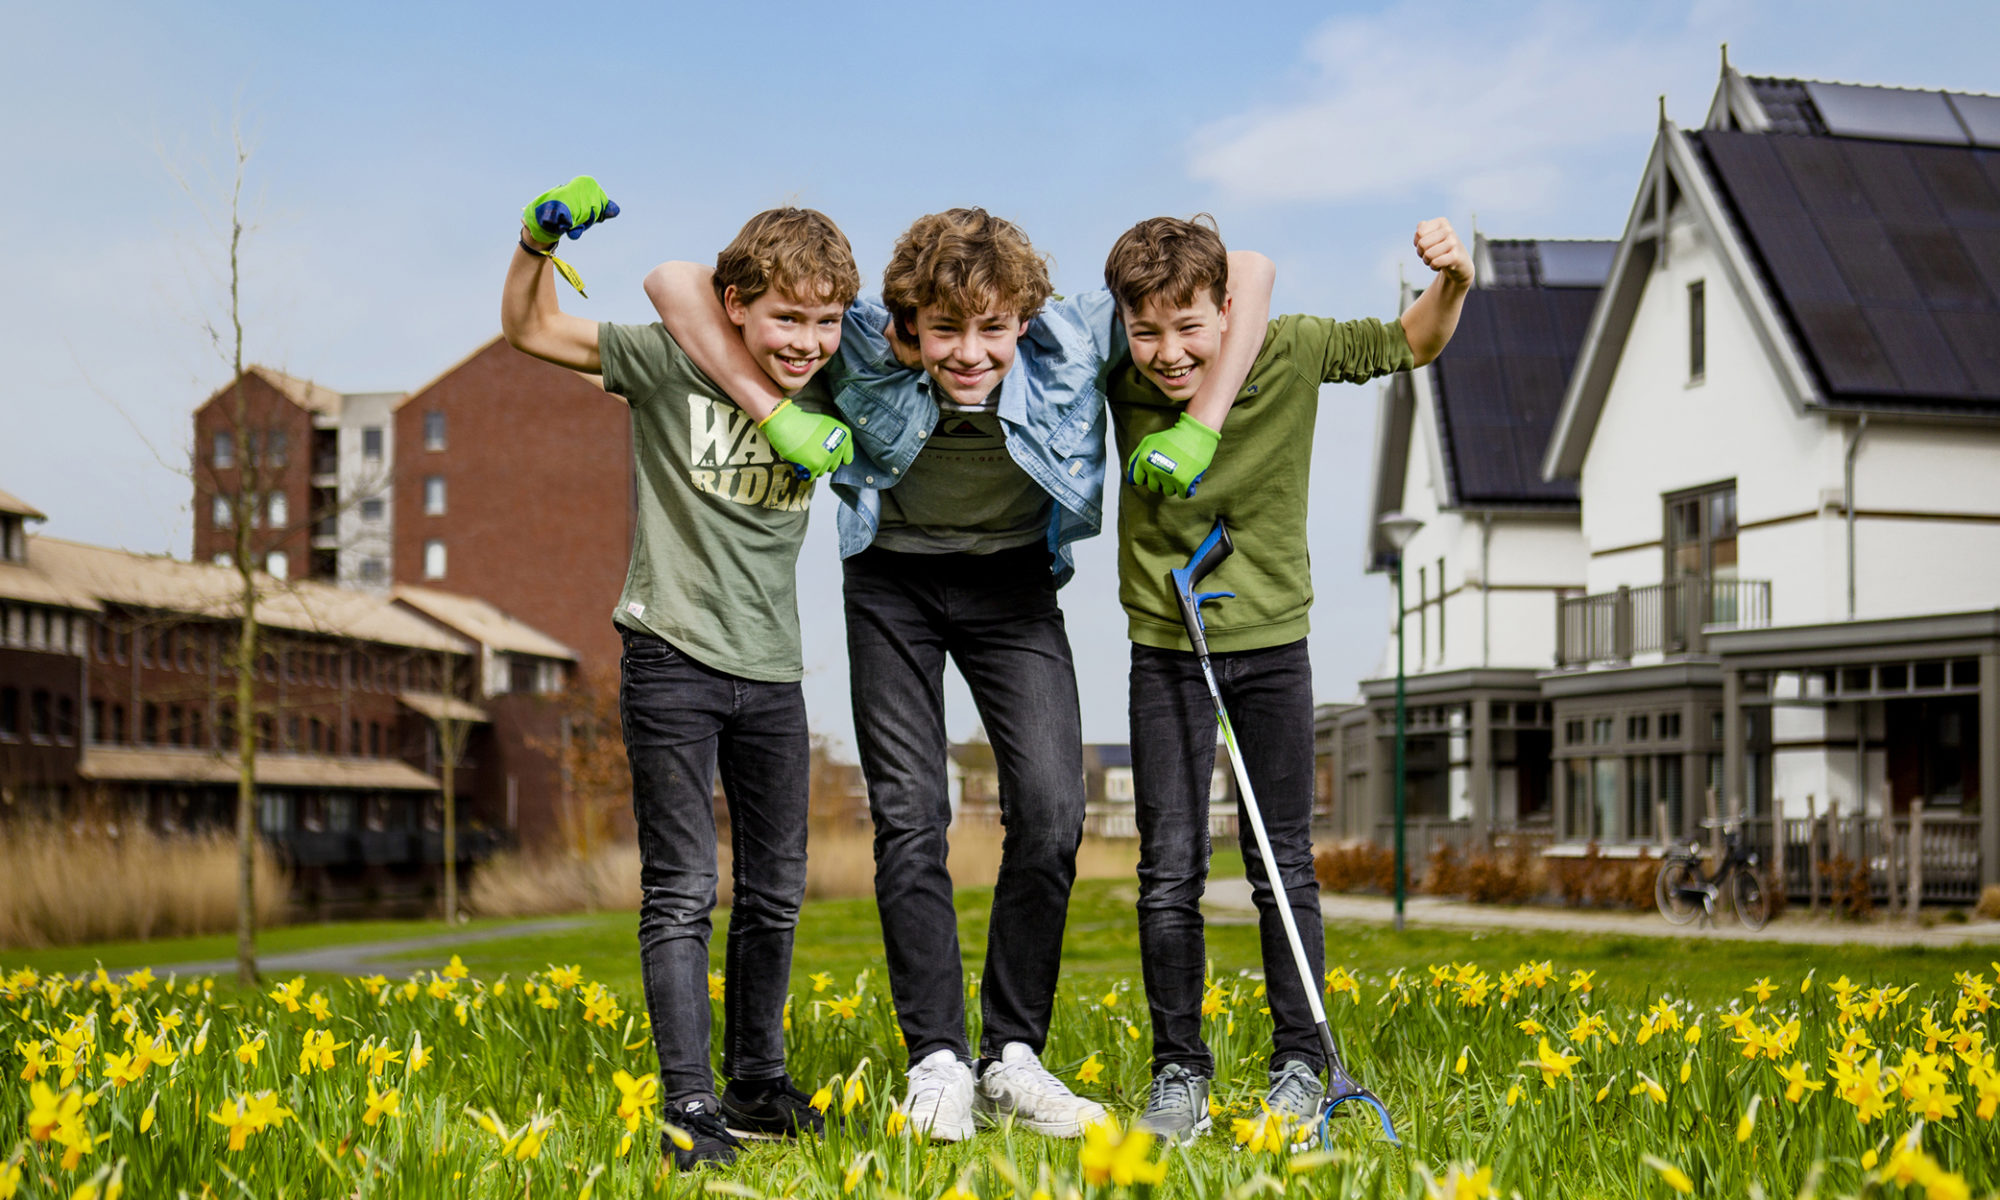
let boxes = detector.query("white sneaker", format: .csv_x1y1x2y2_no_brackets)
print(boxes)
975,1042,1108,1137
903,1048,976,1141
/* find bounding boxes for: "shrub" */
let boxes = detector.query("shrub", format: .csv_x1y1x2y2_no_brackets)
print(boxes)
0,821,288,949
1463,842,1545,905
1822,854,1874,919
1422,842,1464,896
1976,884,2000,921
1314,841,1396,894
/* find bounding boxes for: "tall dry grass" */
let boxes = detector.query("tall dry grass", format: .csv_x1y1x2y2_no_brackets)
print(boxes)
467,824,1144,919
0,822,288,949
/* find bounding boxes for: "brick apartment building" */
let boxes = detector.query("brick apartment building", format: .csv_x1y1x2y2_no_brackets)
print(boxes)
2,486,577,913
192,340,634,674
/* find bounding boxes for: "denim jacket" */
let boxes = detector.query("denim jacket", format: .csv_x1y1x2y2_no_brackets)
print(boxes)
825,295,1124,587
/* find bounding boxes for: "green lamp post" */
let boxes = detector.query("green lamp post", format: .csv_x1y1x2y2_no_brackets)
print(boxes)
1378,512,1423,933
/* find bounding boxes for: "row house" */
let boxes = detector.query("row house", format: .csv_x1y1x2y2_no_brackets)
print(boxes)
1,487,578,913
1339,59,2000,899
192,340,634,673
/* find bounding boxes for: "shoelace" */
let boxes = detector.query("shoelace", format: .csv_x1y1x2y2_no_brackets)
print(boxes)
907,1059,961,1099
1268,1066,1321,1115
1005,1054,1071,1098
1146,1071,1198,1120
678,1107,742,1148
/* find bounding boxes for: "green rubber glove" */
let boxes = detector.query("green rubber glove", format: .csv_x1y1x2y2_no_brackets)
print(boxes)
521,176,619,243
1127,413,1221,498
759,401,855,480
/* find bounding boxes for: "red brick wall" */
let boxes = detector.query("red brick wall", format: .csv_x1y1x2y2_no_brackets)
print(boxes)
392,339,634,675
191,375,315,575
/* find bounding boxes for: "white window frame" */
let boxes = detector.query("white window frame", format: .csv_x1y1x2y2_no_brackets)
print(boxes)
423,539,447,580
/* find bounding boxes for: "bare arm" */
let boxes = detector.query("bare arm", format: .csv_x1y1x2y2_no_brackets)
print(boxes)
1396,218,1474,367
641,262,786,422
1184,250,1275,432
500,227,600,372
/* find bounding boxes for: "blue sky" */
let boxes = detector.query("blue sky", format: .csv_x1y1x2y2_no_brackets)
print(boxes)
4,0,1997,753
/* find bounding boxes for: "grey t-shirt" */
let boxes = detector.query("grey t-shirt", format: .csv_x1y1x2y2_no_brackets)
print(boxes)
598,321,831,681
873,404,1051,555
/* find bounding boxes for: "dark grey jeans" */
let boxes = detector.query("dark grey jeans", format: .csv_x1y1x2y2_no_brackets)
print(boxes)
1130,638,1325,1076
619,625,809,1105
843,545,1085,1069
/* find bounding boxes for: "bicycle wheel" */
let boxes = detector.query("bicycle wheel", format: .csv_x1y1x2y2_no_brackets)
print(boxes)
1732,868,1770,932
1656,858,1701,925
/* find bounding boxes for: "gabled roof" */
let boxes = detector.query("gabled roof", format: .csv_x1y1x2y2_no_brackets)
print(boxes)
0,488,46,521
1547,65,2000,479
24,536,470,654
394,585,578,661
1364,238,1599,567
201,365,347,416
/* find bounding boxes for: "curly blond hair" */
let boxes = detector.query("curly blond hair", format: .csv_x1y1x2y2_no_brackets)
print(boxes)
1102,214,1229,313
712,207,861,308
881,208,1053,335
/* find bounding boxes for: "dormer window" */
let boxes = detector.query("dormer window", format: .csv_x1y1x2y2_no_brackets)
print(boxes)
0,514,21,563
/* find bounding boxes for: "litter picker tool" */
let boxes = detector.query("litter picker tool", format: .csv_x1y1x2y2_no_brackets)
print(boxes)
1169,517,1401,1148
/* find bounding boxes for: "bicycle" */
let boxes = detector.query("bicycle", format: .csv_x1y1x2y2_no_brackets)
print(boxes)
1655,816,1770,931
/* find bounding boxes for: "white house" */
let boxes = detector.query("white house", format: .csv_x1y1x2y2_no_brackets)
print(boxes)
1341,237,1603,845
1540,61,2000,889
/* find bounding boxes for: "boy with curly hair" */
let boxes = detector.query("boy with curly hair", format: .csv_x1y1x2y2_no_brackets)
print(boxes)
502,178,859,1168
1101,213,1472,1143
645,207,1273,1140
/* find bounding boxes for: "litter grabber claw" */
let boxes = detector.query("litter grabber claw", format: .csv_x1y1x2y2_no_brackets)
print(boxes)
1171,517,1403,1150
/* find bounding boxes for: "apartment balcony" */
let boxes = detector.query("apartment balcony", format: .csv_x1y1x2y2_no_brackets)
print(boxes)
1556,577,1771,668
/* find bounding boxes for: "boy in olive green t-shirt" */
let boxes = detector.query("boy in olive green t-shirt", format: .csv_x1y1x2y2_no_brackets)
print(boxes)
500,177,859,1170
1106,215,1473,1144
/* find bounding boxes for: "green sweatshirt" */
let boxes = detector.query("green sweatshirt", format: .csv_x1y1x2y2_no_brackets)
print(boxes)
1109,314,1414,653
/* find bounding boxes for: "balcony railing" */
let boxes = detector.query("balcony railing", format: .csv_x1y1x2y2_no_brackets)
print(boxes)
1556,577,1770,667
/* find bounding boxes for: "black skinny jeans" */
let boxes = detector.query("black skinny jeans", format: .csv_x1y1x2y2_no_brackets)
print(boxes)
620,625,809,1105
1129,638,1326,1077
843,545,1086,1069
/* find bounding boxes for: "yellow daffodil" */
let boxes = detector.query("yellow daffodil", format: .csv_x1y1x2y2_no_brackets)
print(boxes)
1628,1073,1666,1104
362,1082,401,1127
1082,1115,1169,1184
885,1108,908,1136
1746,977,1776,1003
234,1031,265,1067
267,977,305,1013
1642,1154,1694,1194
1100,989,1120,1009
1455,1048,1469,1075
1534,1038,1580,1088
810,971,833,993
1737,1094,1761,1141
443,955,470,980
1077,1053,1104,1085
546,964,583,991
209,1091,295,1152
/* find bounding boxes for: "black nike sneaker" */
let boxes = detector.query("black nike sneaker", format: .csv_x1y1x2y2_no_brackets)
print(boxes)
663,1096,741,1169
720,1075,829,1139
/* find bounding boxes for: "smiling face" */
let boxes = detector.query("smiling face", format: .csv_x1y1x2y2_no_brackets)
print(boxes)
910,299,1027,408
723,284,847,393
1121,291,1231,402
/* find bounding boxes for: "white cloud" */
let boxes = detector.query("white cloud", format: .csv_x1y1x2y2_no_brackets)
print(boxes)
1188,1,1725,212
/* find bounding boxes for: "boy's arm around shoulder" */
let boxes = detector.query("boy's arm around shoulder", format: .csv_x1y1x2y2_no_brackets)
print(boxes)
1185,250,1275,432
640,263,785,421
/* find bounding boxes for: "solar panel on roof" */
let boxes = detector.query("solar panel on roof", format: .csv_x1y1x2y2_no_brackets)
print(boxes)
1534,242,1616,287
1805,82,1969,145
1946,93,2000,148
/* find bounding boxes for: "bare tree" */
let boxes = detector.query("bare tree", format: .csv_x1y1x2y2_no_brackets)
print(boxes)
429,649,475,922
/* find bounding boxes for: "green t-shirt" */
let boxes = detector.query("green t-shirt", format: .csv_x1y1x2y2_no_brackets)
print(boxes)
598,322,832,682
874,406,1051,555
1110,314,1414,654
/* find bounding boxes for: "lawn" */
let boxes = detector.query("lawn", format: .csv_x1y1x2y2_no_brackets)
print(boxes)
4,852,1998,1198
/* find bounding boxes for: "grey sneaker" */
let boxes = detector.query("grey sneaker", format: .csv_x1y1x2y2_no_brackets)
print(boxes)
1265,1059,1326,1124
1136,1064,1211,1145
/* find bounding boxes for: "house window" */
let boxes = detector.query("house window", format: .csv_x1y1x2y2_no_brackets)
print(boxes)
363,426,384,461
213,494,233,528
359,558,385,583
509,657,537,694
1592,717,1614,745
1665,481,1737,581
0,687,16,738
1564,719,1585,745
214,552,233,567
267,430,288,466
1436,556,1445,662
424,539,446,579
424,475,446,516
1660,712,1682,741
266,550,290,580
424,411,446,451
1688,280,1705,382
212,430,234,468
266,492,288,527
1628,715,1649,742
361,497,385,521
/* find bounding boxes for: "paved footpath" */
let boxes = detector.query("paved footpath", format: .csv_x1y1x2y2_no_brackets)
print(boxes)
1204,878,2000,948
138,916,601,980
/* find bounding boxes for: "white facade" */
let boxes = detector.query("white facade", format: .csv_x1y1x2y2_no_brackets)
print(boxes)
333,390,404,593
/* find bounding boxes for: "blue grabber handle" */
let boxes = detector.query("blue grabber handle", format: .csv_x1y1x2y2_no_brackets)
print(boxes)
1169,519,1235,660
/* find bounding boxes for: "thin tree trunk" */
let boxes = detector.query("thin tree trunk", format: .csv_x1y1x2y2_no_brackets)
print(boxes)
225,134,260,990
